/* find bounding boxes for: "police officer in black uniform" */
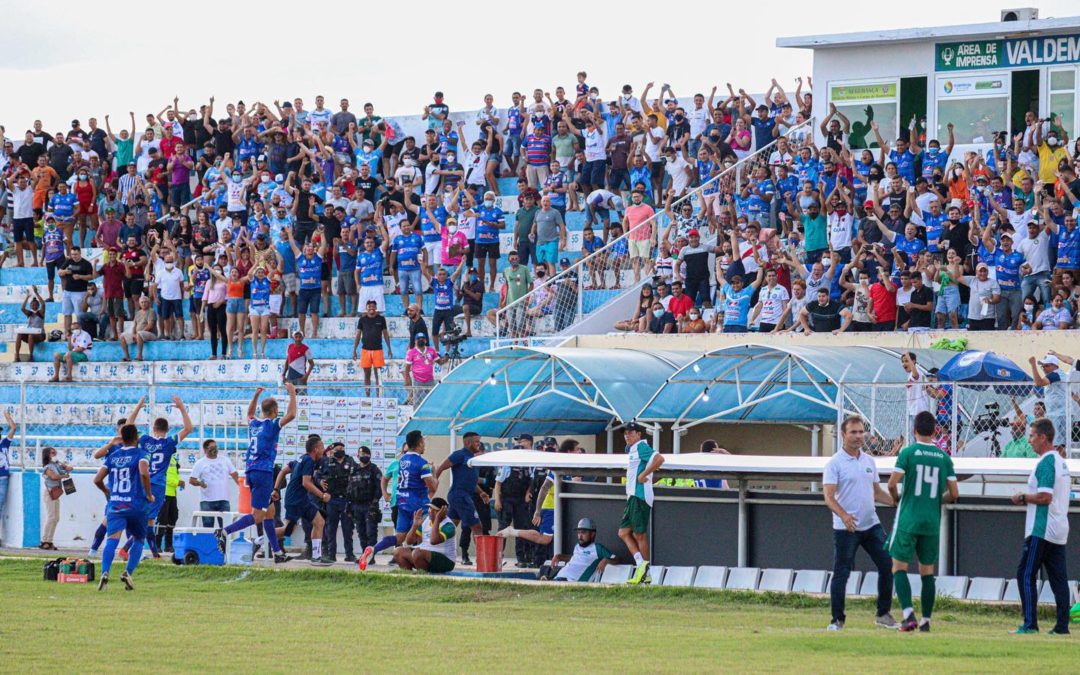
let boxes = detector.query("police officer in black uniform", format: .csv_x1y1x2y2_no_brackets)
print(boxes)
348,445,383,555
493,433,536,567
316,441,359,563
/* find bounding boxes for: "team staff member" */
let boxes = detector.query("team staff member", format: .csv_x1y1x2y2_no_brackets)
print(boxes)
618,421,663,585
1011,418,1071,635
887,410,959,633
550,518,615,582
823,416,896,631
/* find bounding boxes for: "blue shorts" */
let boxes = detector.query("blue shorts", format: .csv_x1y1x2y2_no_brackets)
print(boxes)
285,500,319,524
539,508,554,536
159,298,183,319
447,491,479,528
249,304,270,317
536,240,559,266
297,288,321,315
106,509,147,539
226,297,246,314
396,503,428,534
399,269,423,295
246,470,275,510
145,483,167,521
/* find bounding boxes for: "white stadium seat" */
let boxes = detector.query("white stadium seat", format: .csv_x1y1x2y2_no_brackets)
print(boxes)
599,564,634,584
692,566,729,589
648,566,666,585
935,576,969,599
792,570,829,594
1003,578,1036,603
844,571,863,597
858,572,878,597
965,577,1006,602
661,566,696,587
725,567,761,591
758,569,794,593
1038,580,1077,605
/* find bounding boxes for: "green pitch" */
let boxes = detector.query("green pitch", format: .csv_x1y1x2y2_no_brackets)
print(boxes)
2,558,1073,672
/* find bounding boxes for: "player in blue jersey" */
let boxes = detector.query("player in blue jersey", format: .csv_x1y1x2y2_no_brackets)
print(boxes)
217,383,297,563
357,429,437,570
92,424,152,591
118,396,192,560
88,397,146,555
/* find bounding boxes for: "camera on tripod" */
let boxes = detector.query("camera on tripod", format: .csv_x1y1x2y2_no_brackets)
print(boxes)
440,323,467,346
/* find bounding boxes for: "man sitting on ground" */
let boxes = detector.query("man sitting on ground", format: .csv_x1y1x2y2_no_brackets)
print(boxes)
546,517,614,582
394,497,457,574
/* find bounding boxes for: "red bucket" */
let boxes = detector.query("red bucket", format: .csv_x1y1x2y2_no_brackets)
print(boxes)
474,535,503,573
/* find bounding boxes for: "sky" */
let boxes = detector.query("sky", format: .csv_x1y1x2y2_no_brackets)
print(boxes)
2,1,1079,135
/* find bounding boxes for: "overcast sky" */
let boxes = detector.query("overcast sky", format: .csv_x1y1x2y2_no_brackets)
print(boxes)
2,1,1078,134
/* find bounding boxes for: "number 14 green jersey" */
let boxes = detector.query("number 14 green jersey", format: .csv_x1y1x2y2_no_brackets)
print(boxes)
893,442,956,535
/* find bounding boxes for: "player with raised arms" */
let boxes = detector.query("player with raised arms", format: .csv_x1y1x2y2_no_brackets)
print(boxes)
217,383,297,563
92,423,153,591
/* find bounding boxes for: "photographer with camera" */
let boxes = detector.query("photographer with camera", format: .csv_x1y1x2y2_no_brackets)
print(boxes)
347,446,384,558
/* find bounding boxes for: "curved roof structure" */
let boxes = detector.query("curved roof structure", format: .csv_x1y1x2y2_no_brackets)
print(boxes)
637,344,952,430
408,346,696,438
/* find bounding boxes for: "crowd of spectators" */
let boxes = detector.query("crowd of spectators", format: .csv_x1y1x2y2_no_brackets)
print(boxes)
611,104,1080,336
0,75,823,355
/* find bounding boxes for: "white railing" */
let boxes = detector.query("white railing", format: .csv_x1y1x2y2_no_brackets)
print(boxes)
495,119,814,339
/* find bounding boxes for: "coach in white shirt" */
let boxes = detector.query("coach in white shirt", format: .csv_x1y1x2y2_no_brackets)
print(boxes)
188,439,239,527
823,415,897,631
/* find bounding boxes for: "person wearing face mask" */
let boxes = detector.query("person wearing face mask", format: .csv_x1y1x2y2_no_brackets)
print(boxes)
347,446,384,561
1036,124,1069,190
460,267,484,337
404,333,447,403
316,442,360,563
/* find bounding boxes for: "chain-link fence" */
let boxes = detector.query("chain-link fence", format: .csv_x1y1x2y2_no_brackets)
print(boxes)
841,380,1078,458
1,381,418,470
495,120,815,339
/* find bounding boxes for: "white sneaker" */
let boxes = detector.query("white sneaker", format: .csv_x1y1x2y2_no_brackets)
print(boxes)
827,620,844,631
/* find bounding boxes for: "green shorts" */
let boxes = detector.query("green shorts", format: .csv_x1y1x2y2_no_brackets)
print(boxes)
619,496,651,534
426,551,456,574
888,528,939,565
68,351,88,364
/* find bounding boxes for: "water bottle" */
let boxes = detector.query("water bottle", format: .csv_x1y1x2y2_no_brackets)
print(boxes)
228,534,253,565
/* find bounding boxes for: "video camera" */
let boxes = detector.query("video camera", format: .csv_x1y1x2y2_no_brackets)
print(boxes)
440,323,467,346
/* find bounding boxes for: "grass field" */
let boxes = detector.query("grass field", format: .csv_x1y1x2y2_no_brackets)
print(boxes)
2,557,1076,673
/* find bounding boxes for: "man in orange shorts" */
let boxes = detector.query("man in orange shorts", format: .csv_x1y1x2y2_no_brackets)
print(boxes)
30,156,59,216
352,300,392,395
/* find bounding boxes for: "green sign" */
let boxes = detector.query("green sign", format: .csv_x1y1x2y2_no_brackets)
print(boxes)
937,34,1080,71
829,83,897,102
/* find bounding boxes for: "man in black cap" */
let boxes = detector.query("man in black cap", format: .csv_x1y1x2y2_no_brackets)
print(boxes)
493,433,536,567
619,421,664,584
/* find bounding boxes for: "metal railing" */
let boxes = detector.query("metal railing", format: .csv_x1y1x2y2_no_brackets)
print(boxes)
838,380,1079,458
495,118,815,339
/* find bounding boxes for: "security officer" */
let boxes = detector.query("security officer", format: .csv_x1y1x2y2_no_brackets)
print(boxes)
317,441,359,563
348,445,384,556
493,433,536,568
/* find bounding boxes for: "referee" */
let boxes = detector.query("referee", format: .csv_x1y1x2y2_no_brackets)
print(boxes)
823,415,897,631
1011,418,1071,635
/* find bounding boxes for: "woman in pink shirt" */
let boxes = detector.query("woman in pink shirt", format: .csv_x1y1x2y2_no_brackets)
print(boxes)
440,218,469,269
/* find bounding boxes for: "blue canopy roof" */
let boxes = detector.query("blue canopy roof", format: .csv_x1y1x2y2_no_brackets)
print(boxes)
637,344,952,428
408,346,696,438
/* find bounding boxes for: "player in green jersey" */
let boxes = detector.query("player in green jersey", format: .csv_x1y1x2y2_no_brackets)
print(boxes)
887,411,959,633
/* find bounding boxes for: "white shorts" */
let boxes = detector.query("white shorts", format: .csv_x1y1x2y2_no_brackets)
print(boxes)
424,242,441,266
359,285,386,312
628,239,652,259
269,295,282,315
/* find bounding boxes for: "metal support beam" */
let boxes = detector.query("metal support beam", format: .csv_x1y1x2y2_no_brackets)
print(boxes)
737,479,748,567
